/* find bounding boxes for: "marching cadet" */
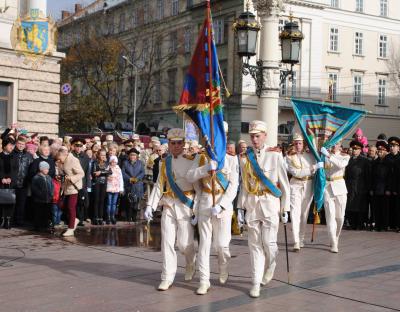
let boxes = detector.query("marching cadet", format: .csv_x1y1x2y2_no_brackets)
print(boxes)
237,120,290,298
144,129,200,291
320,142,350,253
186,121,239,295
285,133,321,251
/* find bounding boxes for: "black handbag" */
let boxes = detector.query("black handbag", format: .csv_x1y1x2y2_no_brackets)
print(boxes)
0,188,16,205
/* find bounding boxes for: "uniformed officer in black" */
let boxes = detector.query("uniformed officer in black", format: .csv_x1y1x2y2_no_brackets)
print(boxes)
370,141,391,231
345,141,371,230
386,136,400,231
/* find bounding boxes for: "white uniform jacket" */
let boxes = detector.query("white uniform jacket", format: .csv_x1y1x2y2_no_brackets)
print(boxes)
147,154,201,220
238,147,290,221
186,153,239,216
285,152,316,183
325,152,350,197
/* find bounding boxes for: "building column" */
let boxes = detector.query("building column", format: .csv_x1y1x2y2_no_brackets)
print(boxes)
29,0,47,17
254,0,284,146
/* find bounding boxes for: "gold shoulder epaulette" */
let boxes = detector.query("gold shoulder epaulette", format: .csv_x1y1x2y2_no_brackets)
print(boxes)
267,146,281,153
183,154,195,160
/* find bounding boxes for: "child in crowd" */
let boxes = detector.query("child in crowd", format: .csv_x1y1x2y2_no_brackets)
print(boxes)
106,156,124,225
31,161,54,231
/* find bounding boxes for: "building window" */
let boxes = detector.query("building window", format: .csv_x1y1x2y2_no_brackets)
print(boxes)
157,0,164,20
380,0,388,17
154,72,162,104
119,13,125,32
107,16,114,34
172,0,179,16
329,27,339,52
328,73,338,101
131,11,137,28
142,39,149,61
213,18,224,45
169,31,178,54
0,83,9,128
187,0,193,9
331,0,339,8
184,26,192,53
379,35,387,58
143,2,149,24
353,75,363,103
378,78,387,105
168,69,177,103
280,71,296,97
354,32,363,55
155,41,162,64
356,0,363,12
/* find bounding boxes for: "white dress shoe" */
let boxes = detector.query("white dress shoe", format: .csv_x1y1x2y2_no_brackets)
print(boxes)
261,261,276,286
196,281,211,295
293,242,300,252
300,240,305,248
63,229,75,237
158,280,172,291
219,271,229,284
249,284,260,298
185,263,195,281
330,242,339,253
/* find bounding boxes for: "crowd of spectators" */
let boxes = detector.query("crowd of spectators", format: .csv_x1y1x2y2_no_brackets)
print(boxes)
1,124,399,236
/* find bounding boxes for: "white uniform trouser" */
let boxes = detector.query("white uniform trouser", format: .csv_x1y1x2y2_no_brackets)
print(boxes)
247,215,279,285
324,194,347,244
290,182,313,244
161,207,196,282
198,210,232,283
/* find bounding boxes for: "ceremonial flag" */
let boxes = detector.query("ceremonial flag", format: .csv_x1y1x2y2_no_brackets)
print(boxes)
291,99,366,210
174,1,226,170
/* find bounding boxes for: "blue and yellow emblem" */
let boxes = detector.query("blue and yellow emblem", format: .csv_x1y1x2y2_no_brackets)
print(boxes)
11,8,57,66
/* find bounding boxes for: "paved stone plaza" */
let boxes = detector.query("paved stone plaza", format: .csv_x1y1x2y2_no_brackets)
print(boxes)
0,223,399,312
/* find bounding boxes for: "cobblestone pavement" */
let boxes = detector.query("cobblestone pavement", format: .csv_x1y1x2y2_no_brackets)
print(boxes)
0,223,399,312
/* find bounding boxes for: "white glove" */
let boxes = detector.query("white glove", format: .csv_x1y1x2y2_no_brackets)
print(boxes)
144,206,153,221
211,204,222,216
320,147,330,157
191,215,198,226
237,209,245,225
208,160,218,171
281,211,289,224
316,162,324,169
87,187,92,192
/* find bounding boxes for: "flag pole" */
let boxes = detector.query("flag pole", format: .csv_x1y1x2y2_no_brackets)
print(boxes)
206,0,216,206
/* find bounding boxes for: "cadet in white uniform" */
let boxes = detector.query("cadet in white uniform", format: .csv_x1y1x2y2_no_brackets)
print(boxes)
145,129,201,291
321,143,350,253
186,121,239,295
285,134,321,251
237,120,290,298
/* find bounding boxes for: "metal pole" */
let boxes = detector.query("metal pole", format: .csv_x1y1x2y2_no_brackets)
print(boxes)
133,66,138,133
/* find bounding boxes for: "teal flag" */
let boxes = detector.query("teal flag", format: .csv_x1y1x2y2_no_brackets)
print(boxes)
291,99,366,210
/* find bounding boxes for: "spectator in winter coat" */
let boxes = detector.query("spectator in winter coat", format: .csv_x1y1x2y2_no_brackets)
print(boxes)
106,156,124,225
31,162,54,231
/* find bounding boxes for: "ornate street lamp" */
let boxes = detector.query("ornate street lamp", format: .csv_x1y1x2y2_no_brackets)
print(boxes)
233,10,261,58
279,18,304,83
233,11,304,96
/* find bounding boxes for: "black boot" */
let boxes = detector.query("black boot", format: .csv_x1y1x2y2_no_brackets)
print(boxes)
5,217,11,229
106,216,111,225
111,217,116,225
0,217,4,228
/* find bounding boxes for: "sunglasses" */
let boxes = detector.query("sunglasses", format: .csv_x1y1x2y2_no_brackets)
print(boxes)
74,144,83,147
125,144,133,147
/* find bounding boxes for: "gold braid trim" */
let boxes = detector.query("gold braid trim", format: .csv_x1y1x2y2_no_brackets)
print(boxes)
290,155,302,169
159,160,173,195
242,157,260,195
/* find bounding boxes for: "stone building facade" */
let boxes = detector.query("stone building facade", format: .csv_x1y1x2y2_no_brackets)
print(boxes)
58,0,400,142
0,0,64,137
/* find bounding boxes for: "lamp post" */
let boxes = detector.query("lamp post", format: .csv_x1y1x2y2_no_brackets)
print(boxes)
233,1,304,146
122,56,144,134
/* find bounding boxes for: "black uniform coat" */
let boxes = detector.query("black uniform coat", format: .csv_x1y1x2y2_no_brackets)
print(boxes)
345,155,371,213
